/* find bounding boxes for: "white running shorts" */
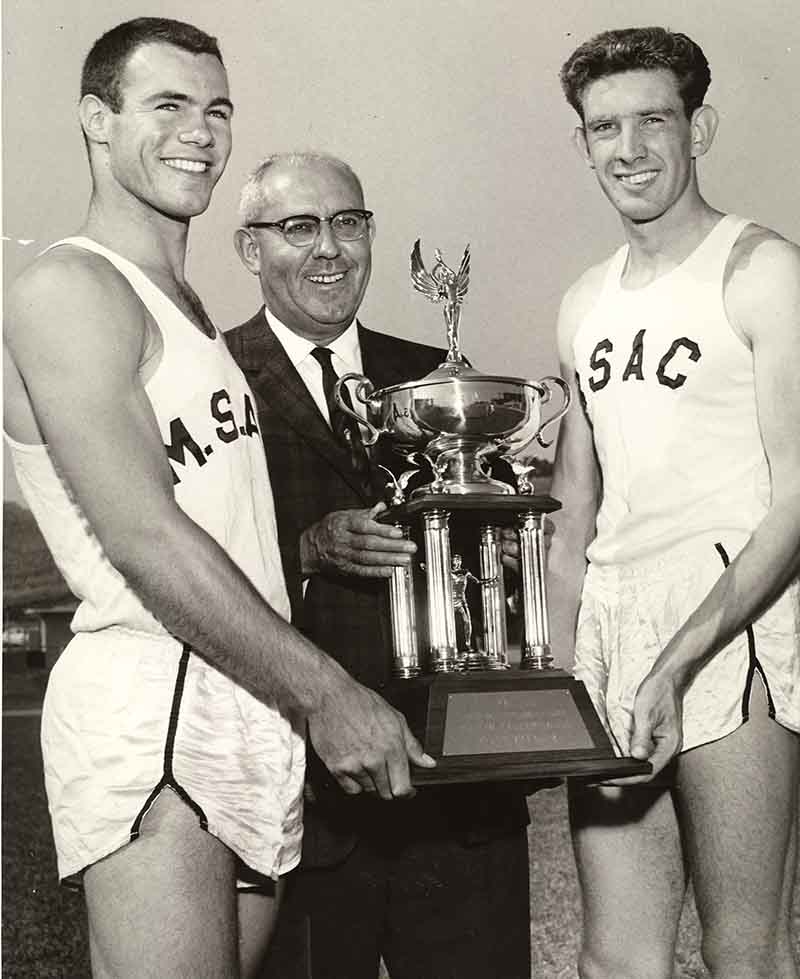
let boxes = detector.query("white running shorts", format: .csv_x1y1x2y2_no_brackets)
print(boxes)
41,628,306,886
574,538,800,755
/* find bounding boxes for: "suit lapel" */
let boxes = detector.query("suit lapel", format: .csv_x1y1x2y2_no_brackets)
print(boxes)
359,322,443,389
237,311,368,494
360,324,409,390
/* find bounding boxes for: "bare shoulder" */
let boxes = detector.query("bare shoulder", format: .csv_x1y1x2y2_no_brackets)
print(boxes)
729,223,800,274
6,244,147,366
726,224,800,343
556,258,612,363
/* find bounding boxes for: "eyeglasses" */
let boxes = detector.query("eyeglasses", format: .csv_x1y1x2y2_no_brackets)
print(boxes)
246,209,373,247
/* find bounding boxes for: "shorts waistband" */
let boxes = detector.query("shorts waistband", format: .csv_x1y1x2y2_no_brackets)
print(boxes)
586,534,747,583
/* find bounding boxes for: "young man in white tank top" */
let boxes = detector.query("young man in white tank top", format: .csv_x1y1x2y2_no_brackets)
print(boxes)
2,18,433,979
546,26,799,979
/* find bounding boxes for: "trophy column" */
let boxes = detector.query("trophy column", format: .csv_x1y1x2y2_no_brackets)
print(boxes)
422,509,459,672
479,524,509,669
517,511,554,670
388,523,420,678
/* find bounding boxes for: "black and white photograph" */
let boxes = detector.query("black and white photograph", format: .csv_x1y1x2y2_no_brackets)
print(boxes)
3,1,799,976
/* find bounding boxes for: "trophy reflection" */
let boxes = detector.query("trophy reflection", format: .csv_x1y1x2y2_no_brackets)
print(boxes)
336,240,569,677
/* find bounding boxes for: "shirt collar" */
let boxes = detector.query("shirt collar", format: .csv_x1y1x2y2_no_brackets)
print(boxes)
263,306,361,373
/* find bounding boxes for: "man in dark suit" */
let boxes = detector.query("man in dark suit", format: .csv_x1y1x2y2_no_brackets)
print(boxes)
227,152,531,979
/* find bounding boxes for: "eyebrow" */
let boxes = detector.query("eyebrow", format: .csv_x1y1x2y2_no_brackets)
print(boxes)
586,106,677,127
636,106,677,117
145,91,234,112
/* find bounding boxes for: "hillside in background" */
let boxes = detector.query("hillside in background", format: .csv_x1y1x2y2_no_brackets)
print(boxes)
3,502,73,609
1,459,553,611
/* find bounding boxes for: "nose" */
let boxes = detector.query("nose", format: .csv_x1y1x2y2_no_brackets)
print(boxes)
179,114,214,148
312,219,341,259
616,121,646,164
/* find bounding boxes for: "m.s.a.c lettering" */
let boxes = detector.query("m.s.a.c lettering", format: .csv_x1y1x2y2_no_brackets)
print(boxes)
165,389,259,484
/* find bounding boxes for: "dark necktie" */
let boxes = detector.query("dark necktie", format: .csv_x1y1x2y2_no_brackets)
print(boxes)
310,346,370,482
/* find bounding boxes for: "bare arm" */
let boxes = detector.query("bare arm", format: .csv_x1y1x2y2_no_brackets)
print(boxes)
628,232,800,775
5,250,433,796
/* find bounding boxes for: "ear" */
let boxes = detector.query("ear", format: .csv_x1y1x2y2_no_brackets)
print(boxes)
367,215,377,244
572,126,594,169
689,104,718,159
79,94,113,146
233,227,262,274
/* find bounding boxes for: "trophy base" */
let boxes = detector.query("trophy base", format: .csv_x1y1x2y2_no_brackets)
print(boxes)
379,492,562,527
382,670,651,786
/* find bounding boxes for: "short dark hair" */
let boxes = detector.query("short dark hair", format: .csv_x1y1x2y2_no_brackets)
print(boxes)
560,27,711,121
81,17,223,112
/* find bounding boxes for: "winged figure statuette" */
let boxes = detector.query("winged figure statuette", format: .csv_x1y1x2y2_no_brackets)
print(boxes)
410,239,470,365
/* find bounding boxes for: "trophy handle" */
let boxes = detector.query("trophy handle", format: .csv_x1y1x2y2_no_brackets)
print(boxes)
535,376,571,448
334,373,383,446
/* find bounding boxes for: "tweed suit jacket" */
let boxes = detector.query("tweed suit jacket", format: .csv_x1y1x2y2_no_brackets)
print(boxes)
225,310,444,688
226,310,528,866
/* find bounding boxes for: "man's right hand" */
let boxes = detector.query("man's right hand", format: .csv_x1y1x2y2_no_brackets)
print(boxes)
307,673,436,798
301,502,417,578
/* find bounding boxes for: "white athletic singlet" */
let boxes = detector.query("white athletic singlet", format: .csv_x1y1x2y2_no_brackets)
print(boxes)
574,214,768,566
570,215,800,753
5,237,305,882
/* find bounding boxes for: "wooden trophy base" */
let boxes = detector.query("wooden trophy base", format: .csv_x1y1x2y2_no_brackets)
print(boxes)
383,670,651,786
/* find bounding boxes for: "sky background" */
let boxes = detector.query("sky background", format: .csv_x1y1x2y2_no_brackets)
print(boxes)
4,0,800,505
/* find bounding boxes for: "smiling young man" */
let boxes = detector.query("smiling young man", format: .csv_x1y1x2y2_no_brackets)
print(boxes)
226,153,533,979
3,21,431,978
545,26,800,979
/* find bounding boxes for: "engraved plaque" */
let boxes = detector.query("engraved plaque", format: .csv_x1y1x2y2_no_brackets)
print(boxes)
384,670,650,785
442,689,594,756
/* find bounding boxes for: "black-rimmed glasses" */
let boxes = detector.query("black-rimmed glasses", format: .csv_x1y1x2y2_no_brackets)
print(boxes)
246,209,373,247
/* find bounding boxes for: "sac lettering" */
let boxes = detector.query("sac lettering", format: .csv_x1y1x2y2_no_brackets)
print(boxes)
587,331,701,391
621,329,645,381
656,338,701,389
166,388,260,485
588,339,613,392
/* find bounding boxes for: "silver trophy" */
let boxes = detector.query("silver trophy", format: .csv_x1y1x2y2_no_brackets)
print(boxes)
337,241,568,499
335,241,651,787
335,241,569,677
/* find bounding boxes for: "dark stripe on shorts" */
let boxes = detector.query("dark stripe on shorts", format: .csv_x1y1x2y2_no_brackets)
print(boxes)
129,643,209,840
714,543,776,721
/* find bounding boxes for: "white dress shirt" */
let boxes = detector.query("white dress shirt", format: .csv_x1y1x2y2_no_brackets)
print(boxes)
264,308,365,427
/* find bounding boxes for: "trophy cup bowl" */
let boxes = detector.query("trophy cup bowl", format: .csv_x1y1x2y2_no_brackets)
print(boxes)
335,364,569,496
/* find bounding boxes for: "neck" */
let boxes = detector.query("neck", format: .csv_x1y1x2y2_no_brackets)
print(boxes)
620,181,721,271
265,304,356,346
82,188,191,284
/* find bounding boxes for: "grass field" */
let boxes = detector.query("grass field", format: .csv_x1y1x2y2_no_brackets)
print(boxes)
3,711,798,978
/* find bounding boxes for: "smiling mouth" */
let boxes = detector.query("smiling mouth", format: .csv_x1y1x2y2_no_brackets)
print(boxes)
163,159,210,174
616,170,659,187
307,272,346,285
